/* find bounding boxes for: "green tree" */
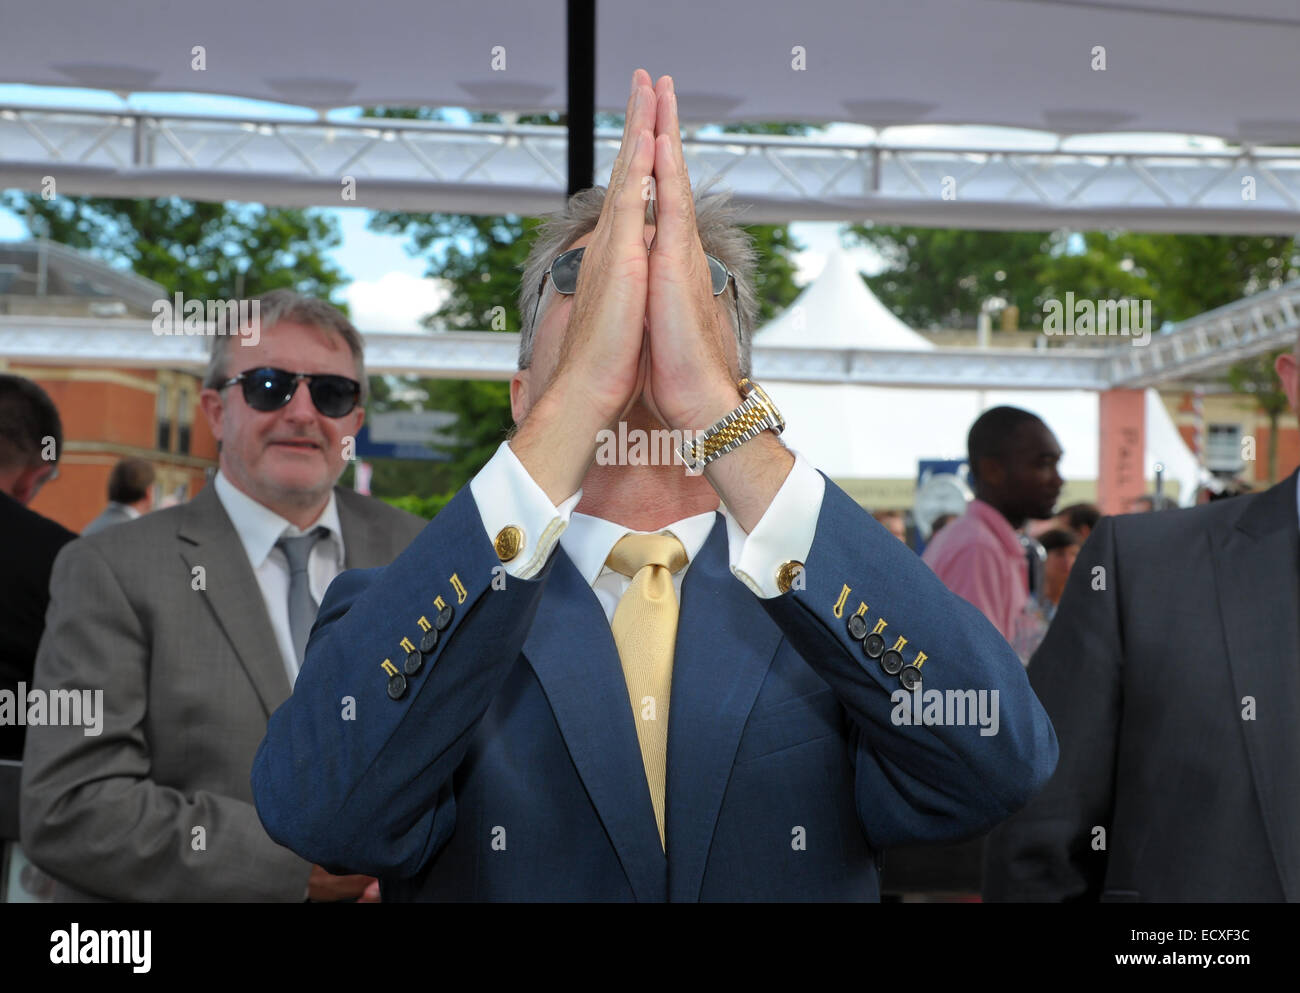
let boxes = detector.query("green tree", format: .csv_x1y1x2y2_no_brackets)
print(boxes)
845,225,1297,332
1,194,347,301
1226,350,1290,485
846,224,1300,484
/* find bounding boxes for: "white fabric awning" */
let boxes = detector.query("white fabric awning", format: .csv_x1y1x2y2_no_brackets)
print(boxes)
2,1,1297,143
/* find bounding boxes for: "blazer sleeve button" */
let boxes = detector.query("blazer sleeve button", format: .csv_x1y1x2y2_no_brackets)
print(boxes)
435,604,455,630
880,649,904,676
387,672,409,700
847,613,868,641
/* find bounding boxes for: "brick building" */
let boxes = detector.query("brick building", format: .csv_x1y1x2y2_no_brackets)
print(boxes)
0,240,216,532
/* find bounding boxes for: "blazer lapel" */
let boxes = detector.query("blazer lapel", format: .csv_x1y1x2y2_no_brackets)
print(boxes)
1210,471,1300,900
336,488,385,569
177,486,291,718
522,548,668,902
666,514,784,902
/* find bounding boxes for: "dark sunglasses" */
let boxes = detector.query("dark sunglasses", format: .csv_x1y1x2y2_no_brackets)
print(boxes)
218,367,361,418
528,246,739,334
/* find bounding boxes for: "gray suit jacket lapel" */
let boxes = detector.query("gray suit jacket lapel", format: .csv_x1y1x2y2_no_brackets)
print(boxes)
337,488,389,569
177,485,289,718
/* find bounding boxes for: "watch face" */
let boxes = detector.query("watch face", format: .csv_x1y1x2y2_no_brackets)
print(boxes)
747,381,785,435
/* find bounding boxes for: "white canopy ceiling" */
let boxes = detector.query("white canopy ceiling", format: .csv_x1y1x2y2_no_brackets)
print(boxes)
2,0,1298,142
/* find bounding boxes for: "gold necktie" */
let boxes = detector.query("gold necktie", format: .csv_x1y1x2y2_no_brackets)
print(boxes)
605,531,689,851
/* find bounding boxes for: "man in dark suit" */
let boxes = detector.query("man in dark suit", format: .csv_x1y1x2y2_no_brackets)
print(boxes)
252,72,1058,902
82,457,154,535
20,292,425,901
0,374,76,762
984,343,1300,902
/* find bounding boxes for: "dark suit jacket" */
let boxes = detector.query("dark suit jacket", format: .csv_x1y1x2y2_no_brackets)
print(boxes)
984,470,1300,902
19,483,425,901
253,475,1058,901
0,490,76,761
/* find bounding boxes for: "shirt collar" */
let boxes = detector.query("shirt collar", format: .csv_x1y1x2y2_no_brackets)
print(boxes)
212,469,343,569
968,498,1026,558
562,509,719,587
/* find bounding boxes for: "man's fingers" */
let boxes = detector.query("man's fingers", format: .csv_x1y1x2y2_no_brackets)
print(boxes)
611,129,655,245
652,82,698,242
653,132,694,244
618,69,651,153
657,79,691,185
609,70,655,202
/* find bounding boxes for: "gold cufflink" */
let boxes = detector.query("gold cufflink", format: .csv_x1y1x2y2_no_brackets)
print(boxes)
776,560,804,594
494,525,524,562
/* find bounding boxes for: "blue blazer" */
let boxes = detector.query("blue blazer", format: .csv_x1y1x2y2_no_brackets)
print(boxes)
252,475,1057,901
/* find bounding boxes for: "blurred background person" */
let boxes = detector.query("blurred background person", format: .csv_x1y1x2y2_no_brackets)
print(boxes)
984,335,1300,902
1036,527,1082,619
922,406,1064,646
1060,502,1100,542
872,508,908,545
0,374,74,905
20,291,425,902
0,374,75,762
82,457,155,535
929,512,958,538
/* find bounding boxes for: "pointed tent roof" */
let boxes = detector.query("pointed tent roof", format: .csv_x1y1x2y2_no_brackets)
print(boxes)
756,248,934,351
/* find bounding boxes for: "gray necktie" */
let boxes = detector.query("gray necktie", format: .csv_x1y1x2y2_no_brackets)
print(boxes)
276,527,329,669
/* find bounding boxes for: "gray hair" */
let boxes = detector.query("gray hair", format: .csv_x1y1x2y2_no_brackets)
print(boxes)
517,185,758,376
203,289,368,403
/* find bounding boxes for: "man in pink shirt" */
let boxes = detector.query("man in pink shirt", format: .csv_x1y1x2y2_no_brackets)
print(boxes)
923,407,1064,644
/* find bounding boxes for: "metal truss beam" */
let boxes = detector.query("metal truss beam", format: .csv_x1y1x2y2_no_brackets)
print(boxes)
3,105,1300,233
1106,281,1300,387
6,283,1296,390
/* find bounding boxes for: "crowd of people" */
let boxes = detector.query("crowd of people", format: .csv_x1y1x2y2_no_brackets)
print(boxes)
0,70,1296,904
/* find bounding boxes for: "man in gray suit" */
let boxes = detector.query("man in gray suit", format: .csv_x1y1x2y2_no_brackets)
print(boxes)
20,290,425,901
83,457,154,536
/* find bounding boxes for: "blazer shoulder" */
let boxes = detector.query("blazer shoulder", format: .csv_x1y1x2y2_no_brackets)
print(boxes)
1105,485,1275,549
335,487,426,537
77,499,192,550
1,495,77,553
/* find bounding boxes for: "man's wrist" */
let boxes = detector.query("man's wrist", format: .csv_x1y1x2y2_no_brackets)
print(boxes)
511,380,609,506
704,431,795,533
679,379,743,435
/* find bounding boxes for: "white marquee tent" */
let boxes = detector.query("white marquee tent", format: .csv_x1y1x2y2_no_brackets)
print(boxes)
762,249,1203,504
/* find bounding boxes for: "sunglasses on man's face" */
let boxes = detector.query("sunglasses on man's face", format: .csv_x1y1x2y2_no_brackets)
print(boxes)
218,367,362,418
529,246,739,334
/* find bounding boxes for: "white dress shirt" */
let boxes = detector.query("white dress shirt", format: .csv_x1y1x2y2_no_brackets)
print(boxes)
213,471,345,687
469,439,826,612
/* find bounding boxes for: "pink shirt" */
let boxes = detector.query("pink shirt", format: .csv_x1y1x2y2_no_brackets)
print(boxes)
921,499,1027,643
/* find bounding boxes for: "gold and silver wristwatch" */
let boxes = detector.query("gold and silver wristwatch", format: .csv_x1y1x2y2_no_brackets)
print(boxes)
679,378,786,474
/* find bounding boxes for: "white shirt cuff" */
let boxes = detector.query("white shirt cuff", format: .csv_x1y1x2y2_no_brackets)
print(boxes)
469,440,581,579
725,449,826,598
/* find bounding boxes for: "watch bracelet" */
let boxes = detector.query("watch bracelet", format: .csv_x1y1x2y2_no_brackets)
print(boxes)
697,405,769,460
682,399,769,468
